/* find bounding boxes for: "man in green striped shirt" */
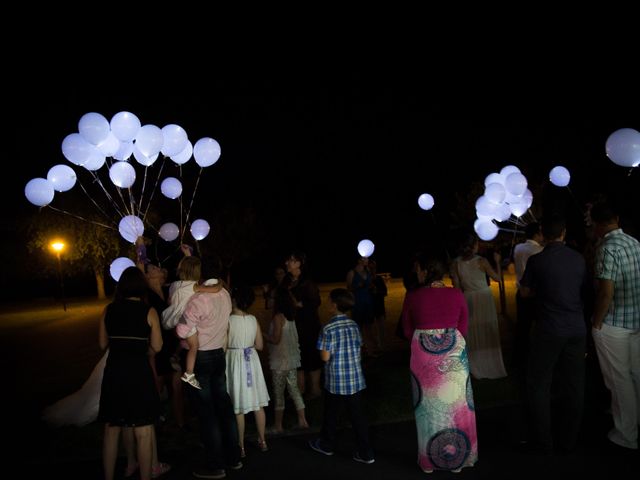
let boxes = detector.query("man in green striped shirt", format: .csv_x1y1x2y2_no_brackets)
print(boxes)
591,201,640,450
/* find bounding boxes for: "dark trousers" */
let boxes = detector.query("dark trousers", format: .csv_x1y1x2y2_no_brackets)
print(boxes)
190,349,241,470
526,330,586,451
515,291,536,371
319,390,373,459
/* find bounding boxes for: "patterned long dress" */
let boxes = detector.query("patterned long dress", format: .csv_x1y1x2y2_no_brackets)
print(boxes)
410,328,478,472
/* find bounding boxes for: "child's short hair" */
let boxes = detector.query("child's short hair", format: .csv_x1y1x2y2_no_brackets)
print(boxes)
330,288,355,313
232,284,256,311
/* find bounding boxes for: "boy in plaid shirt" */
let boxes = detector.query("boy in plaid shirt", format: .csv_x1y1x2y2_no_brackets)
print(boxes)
308,288,374,464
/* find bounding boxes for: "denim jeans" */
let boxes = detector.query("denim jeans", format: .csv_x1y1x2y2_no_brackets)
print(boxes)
190,348,241,470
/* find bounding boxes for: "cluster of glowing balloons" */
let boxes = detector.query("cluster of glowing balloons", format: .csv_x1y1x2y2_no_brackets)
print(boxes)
605,128,640,168
357,239,375,258
473,165,532,241
25,111,221,247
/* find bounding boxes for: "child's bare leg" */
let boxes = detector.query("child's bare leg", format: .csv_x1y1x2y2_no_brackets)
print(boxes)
185,333,199,374
235,413,245,453
255,408,266,446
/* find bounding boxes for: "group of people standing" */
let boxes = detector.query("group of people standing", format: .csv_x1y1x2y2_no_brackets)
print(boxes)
513,201,640,454
46,197,639,478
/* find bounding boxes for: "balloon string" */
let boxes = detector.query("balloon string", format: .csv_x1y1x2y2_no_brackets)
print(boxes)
142,157,166,223
76,177,121,225
138,165,150,219
179,164,184,240
159,244,184,265
45,205,116,230
181,167,203,243
566,186,584,216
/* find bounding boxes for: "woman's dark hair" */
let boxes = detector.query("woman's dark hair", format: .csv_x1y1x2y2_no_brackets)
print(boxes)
288,251,307,269
414,252,447,284
232,284,255,311
115,267,149,302
273,286,296,320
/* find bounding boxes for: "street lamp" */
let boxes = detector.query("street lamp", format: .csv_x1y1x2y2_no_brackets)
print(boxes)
50,240,67,311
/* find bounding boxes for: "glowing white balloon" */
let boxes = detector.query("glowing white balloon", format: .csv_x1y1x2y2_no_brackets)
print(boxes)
484,173,505,187
97,132,120,157
190,219,210,240
109,257,135,282
118,215,144,243
417,193,434,211
357,239,375,258
484,183,506,204
493,203,512,222
81,148,106,171
134,124,164,158
549,166,570,187
110,111,141,142
159,222,180,241
505,172,527,196
161,124,189,157
47,165,76,192
25,178,55,206
170,140,193,165
113,141,134,161
161,177,182,199
500,165,521,177
605,128,640,168
475,195,498,218
61,133,93,166
509,202,528,218
109,162,136,188
78,112,110,145
133,145,158,166
474,220,499,241
193,137,221,167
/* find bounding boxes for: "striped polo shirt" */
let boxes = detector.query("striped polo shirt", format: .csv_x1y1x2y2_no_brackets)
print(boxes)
595,228,640,329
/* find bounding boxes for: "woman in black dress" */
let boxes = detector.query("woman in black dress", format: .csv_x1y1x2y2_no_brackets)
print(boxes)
98,266,163,480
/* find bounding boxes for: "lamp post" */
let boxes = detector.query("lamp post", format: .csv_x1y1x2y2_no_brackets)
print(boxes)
50,240,67,311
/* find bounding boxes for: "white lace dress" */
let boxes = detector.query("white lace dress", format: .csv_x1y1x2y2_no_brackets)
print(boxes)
225,314,270,414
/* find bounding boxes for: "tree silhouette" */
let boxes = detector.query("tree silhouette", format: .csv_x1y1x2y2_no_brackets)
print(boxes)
26,210,121,299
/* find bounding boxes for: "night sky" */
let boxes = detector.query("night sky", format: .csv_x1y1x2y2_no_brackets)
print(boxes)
3,92,639,299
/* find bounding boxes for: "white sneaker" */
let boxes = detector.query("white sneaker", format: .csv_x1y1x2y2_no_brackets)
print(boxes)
181,372,202,390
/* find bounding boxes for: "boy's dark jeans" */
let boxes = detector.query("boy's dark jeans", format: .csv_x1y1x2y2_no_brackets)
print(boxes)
319,390,373,459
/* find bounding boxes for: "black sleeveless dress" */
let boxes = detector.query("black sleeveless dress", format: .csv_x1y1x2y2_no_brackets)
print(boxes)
98,299,161,426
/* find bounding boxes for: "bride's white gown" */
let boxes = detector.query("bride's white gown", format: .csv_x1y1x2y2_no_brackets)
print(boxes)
41,351,108,427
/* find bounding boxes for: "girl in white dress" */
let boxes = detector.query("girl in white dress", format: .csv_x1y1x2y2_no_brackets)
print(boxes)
264,286,308,433
226,285,270,457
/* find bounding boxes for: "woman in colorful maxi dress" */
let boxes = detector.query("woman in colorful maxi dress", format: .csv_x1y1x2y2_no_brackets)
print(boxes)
401,254,477,474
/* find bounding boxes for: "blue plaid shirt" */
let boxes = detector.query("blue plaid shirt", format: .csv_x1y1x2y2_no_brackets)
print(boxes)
595,228,640,329
317,314,366,395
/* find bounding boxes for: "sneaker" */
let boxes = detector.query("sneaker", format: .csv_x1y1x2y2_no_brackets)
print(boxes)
193,468,226,479
309,438,334,456
151,462,171,478
353,452,375,464
451,468,462,473
228,461,243,470
181,372,202,389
